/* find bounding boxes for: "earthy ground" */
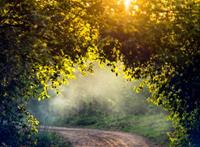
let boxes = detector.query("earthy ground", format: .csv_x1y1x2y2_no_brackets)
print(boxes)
40,126,162,147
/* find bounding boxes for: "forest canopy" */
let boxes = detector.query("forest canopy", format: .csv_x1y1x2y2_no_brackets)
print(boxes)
0,0,199,146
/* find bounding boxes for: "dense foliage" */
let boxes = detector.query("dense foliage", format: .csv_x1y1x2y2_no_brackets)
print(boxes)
33,131,72,147
0,0,199,146
98,0,200,146
0,0,100,145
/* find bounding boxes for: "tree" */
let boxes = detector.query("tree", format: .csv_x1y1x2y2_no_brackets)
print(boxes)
97,0,200,146
0,0,100,145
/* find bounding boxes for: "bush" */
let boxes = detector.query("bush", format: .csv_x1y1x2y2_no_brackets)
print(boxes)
34,131,72,147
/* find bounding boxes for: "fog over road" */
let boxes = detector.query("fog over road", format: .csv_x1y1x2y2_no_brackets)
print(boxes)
40,126,162,147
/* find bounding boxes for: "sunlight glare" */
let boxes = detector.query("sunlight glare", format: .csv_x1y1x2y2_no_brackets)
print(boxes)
124,0,131,10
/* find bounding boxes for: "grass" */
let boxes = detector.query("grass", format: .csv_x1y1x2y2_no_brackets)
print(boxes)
34,131,72,147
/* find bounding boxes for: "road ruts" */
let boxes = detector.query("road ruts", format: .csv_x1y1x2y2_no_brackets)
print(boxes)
40,126,162,147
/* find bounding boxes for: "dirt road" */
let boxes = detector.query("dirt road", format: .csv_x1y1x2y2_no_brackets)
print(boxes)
40,126,161,147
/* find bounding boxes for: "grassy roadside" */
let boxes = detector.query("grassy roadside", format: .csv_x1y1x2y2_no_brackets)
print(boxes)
33,131,72,147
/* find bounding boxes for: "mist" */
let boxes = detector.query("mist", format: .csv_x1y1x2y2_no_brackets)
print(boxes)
28,66,164,125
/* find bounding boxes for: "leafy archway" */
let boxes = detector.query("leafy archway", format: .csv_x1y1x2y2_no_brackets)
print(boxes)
0,0,199,146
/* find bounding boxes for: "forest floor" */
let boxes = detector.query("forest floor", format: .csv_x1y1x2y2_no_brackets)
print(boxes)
40,126,162,147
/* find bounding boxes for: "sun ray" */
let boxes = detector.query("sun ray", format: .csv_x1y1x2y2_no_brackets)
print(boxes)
124,0,131,10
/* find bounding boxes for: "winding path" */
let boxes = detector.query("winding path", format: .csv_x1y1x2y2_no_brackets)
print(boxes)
40,126,162,147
